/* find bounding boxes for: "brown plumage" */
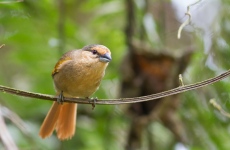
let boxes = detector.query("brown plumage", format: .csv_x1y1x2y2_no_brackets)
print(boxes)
39,44,111,140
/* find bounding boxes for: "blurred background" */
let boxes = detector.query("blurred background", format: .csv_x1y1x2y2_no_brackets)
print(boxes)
0,0,230,149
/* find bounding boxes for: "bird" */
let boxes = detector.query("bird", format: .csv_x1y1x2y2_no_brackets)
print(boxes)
39,44,112,140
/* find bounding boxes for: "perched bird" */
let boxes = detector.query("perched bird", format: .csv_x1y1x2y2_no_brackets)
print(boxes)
39,44,111,140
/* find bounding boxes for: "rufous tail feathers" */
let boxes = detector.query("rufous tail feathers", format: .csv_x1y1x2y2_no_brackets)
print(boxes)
39,102,77,140
56,103,77,140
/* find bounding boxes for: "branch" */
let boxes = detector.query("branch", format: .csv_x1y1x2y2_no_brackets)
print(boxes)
0,69,230,105
0,44,5,48
0,105,18,150
177,0,201,39
210,99,230,118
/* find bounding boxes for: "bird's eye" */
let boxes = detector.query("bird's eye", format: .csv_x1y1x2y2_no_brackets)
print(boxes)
92,50,97,55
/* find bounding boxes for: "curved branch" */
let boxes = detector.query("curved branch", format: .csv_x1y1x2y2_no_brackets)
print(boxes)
0,69,230,105
177,0,201,39
210,99,230,118
0,44,5,48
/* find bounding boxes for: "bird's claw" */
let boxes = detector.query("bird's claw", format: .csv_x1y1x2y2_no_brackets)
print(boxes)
57,91,64,104
88,97,97,110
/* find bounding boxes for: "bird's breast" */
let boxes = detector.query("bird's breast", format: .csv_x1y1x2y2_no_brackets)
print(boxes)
53,60,107,98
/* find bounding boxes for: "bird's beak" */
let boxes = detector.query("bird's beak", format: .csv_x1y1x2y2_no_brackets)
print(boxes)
99,52,112,63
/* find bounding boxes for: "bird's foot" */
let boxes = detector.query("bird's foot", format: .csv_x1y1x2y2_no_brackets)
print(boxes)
57,91,64,104
87,97,97,110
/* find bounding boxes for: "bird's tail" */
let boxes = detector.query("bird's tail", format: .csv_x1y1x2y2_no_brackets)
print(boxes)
39,102,77,140
56,103,77,140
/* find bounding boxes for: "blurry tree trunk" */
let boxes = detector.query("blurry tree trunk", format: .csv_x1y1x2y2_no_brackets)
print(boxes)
122,0,195,149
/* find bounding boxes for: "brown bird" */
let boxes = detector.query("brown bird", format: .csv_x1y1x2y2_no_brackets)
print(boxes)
39,44,111,140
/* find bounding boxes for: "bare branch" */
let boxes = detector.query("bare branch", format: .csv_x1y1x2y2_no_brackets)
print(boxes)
0,69,230,105
177,0,201,39
1,105,29,135
177,13,191,39
179,74,184,86
0,105,18,150
210,99,230,118
0,44,5,49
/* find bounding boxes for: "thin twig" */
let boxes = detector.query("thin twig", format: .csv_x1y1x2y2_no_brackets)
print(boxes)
210,99,230,118
0,70,230,105
177,0,201,39
177,13,191,39
0,105,18,150
1,105,29,135
179,74,184,86
0,44,5,48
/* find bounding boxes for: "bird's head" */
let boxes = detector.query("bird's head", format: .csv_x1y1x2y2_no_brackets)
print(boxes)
82,44,112,63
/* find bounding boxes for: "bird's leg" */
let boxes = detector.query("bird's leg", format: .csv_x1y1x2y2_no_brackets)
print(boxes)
87,97,97,110
57,91,64,104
